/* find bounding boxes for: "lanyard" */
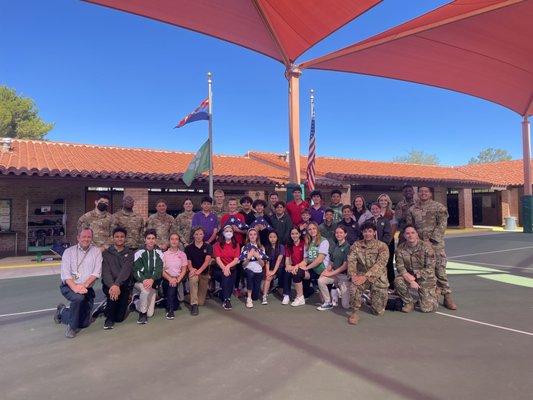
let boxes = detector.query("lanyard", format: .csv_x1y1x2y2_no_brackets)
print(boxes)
74,246,89,278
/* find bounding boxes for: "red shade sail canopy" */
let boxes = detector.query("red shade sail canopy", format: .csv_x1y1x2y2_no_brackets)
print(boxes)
301,0,533,116
84,0,381,66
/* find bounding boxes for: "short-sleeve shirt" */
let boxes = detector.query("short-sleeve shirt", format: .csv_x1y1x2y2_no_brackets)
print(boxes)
185,242,213,272
286,200,310,225
266,244,285,270
214,242,241,265
329,241,350,271
285,241,305,265
220,213,246,245
191,212,219,241
163,248,188,277
305,239,330,274
309,206,326,225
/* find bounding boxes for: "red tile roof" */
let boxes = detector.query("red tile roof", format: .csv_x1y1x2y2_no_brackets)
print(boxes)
247,151,491,186
457,160,532,187
0,139,283,185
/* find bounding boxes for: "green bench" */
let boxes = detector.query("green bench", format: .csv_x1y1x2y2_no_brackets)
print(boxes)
27,245,53,262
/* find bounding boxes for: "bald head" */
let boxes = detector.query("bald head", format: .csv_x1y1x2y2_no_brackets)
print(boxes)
123,195,134,210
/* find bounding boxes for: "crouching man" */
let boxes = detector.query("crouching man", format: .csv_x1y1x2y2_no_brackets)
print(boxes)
394,225,438,313
54,228,102,338
347,221,389,325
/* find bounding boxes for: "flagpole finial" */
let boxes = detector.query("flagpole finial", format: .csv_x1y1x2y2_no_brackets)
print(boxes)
207,72,212,83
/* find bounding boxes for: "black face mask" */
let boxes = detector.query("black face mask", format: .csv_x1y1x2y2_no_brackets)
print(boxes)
97,202,108,212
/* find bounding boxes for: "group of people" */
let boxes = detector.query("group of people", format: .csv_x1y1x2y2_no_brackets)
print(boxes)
54,186,457,338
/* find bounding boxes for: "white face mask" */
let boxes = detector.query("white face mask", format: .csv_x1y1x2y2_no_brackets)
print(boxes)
223,231,233,240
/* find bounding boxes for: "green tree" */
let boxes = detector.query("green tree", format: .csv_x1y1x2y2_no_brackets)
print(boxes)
0,86,53,139
393,150,440,165
468,148,512,164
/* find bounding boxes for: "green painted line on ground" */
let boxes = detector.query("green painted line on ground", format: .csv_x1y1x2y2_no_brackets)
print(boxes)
479,273,533,288
447,261,503,273
447,270,496,275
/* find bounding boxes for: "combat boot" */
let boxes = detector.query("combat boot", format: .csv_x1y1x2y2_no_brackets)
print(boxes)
347,312,359,325
401,302,414,313
443,293,457,310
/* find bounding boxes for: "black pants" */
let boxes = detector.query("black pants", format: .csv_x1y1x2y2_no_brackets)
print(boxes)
103,283,131,323
213,268,236,301
60,283,95,330
387,241,396,289
161,280,181,311
277,267,291,296
291,268,318,298
245,269,262,300
234,263,244,289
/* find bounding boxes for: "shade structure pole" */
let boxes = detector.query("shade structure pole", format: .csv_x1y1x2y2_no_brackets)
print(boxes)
523,116,532,196
286,65,301,186
208,72,214,199
522,115,533,233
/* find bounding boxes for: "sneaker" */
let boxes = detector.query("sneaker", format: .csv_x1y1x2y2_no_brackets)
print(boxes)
223,299,232,310
282,295,290,305
165,310,175,320
65,325,77,338
190,304,199,316
129,294,140,312
331,289,339,306
103,318,115,330
137,312,148,324
291,296,305,307
54,303,65,324
261,295,268,305
246,298,253,308
91,300,106,322
317,302,333,311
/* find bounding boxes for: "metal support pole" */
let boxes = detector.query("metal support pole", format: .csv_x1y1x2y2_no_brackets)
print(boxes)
208,72,214,198
286,65,301,185
521,115,532,233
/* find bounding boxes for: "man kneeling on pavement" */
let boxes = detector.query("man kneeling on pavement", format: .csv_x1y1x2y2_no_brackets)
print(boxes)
54,227,102,338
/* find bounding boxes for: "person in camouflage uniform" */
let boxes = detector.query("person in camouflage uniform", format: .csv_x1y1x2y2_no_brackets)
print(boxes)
212,189,227,221
110,195,144,250
394,184,416,244
173,198,194,248
406,186,457,310
146,199,174,251
77,193,112,250
394,225,438,313
347,221,389,325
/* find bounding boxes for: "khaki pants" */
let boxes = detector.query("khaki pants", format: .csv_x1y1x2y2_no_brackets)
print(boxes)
189,273,210,305
318,273,350,309
134,282,157,317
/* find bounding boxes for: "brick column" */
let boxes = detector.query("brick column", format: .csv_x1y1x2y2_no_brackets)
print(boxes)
458,188,473,228
500,190,511,221
433,186,447,206
124,188,149,219
246,190,265,200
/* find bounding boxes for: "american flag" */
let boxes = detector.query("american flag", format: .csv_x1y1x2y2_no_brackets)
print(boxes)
306,107,316,191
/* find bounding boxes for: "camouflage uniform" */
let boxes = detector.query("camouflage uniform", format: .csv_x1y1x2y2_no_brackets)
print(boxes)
394,198,415,242
173,210,194,247
347,239,389,315
394,240,438,312
110,209,144,249
212,203,227,222
146,212,174,250
406,200,451,294
77,209,112,248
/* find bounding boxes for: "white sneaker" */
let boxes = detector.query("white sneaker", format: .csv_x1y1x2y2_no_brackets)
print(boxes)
331,289,339,306
261,295,268,305
317,302,333,311
291,296,305,307
282,295,290,305
246,298,253,308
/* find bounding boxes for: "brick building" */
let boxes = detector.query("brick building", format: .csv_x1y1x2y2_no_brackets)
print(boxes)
0,139,530,255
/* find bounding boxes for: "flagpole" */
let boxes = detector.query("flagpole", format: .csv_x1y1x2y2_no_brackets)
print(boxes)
310,89,315,119
207,72,214,198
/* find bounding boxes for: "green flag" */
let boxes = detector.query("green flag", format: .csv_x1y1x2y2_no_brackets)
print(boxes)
182,139,211,186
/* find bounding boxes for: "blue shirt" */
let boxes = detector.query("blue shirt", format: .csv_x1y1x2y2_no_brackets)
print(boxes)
310,206,326,225
191,211,219,241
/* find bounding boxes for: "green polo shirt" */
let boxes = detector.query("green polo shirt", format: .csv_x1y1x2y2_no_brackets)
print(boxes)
329,241,350,270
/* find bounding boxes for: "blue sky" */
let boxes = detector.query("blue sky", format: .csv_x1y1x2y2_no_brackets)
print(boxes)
0,0,525,166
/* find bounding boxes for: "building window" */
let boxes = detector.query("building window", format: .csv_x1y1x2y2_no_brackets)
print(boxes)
0,199,12,231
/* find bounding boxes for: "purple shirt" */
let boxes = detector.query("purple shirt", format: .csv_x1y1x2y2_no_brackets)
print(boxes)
310,206,326,225
192,211,219,241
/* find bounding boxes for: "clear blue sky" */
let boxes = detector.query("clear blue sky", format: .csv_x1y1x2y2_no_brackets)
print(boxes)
0,0,525,166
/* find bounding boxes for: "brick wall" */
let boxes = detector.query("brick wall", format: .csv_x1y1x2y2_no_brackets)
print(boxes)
0,178,85,254
458,188,473,228
124,188,149,219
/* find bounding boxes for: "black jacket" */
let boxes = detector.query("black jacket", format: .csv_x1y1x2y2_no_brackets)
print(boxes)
369,216,392,245
102,246,134,288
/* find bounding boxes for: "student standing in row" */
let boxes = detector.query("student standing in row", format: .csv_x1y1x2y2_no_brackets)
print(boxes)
309,190,326,225
213,225,240,310
270,201,292,245
286,187,309,226
192,196,219,245
329,189,343,224
352,195,372,226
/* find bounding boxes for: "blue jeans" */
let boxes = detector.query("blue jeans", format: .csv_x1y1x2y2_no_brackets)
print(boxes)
213,268,236,301
60,283,95,330
277,267,292,296
245,269,262,300
162,280,180,311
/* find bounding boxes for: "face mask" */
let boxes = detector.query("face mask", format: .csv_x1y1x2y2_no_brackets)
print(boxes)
97,202,108,212
223,231,233,240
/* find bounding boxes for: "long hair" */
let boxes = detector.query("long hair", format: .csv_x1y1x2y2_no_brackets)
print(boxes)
352,194,368,212
218,227,237,248
245,228,264,251
264,230,281,257
377,193,394,217
305,221,323,247
287,226,303,251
